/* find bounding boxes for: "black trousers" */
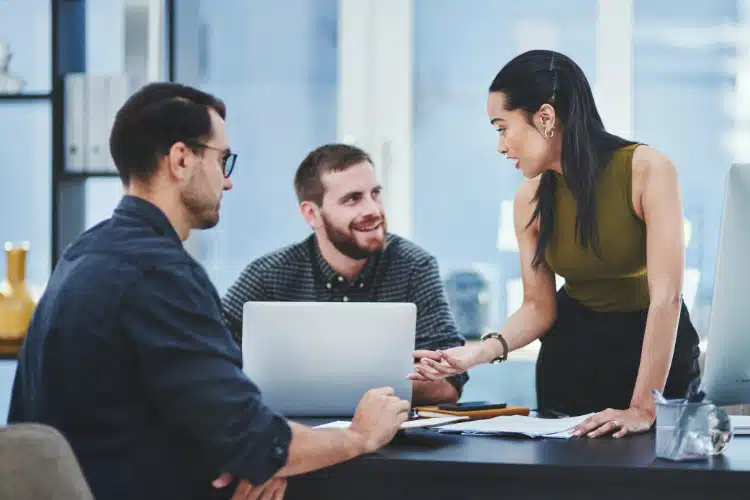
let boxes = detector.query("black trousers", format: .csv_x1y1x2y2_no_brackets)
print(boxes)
536,288,701,417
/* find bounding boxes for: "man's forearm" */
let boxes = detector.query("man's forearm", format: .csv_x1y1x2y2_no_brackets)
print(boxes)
412,379,458,406
276,422,367,477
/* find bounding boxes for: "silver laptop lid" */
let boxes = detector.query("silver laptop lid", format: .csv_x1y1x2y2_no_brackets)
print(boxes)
242,301,416,417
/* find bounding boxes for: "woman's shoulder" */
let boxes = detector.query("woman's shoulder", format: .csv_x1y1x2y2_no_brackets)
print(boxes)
629,144,676,184
629,145,679,214
513,175,548,232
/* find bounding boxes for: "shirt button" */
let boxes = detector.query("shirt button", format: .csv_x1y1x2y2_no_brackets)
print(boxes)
343,296,349,302
272,437,285,457
337,276,344,282
326,283,332,289
359,283,364,288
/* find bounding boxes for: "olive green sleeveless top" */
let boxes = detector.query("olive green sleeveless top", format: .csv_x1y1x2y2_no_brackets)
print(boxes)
545,144,649,312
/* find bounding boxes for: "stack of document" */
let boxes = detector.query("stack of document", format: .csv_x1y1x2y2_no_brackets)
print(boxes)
436,413,594,439
315,415,469,430
730,415,750,435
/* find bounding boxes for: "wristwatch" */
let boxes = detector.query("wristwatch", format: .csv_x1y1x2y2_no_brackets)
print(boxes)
479,332,509,364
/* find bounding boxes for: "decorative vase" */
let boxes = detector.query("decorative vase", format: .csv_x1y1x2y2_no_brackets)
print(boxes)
0,242,38,356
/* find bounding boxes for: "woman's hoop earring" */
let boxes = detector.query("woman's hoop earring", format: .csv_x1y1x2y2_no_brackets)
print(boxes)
544,128,554,139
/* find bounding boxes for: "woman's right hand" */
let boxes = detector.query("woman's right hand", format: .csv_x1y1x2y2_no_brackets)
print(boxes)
409,343,491,381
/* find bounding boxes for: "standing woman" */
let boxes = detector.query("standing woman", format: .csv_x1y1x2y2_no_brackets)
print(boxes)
411,50,700,438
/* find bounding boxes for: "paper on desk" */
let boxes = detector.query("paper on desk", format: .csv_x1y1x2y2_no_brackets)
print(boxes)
315,415,469,430
436,413,595,439
730,415,750,435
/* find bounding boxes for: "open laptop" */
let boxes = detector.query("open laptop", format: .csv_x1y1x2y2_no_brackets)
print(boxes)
242,301,416,417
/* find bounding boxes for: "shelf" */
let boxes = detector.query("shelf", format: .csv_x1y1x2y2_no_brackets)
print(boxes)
0,92,53,101
60,171,121,180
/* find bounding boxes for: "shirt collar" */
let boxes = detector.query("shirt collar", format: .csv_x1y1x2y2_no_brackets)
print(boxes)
114,195,183,245
309,235,382,290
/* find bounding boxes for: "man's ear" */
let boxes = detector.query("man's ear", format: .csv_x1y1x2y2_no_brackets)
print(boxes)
300,201,322,229
166,141,192,182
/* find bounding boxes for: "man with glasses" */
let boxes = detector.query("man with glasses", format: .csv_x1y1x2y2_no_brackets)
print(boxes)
8,83,410,500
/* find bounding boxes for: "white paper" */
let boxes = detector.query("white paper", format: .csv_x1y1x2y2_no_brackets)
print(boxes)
436,413,595,439
730,415,750,427
314,416,469,430
731,415,750,435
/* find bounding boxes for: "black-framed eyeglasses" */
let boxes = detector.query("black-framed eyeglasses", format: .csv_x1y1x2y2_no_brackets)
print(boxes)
187,141,237,178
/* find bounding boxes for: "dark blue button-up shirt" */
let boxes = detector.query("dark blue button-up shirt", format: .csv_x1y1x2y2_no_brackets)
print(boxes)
8,195,291,500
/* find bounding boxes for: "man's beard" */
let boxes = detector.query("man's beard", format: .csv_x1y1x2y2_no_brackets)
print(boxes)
182,182,220,230
322,214,386,260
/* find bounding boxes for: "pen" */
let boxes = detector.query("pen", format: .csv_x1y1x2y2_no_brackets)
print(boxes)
651,389,668,405
669,379,705,458
413,410,448,419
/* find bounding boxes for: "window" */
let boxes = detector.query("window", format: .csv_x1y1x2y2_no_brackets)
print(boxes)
85,178,123,228
81,0,166,232
411,0,597,340
633,0,739,335
372,0,739,344
169,0,736,347
174,0,339,292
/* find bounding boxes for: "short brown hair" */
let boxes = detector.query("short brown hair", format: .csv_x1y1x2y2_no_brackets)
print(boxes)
293,144,373,205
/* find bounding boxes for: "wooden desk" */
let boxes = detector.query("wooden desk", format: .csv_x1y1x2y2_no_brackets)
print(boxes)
287,419,750,500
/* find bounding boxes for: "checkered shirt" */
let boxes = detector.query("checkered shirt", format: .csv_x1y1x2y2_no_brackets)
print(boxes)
222,233,469,394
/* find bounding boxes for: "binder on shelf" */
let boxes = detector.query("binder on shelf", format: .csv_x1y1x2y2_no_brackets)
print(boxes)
85,76,109,172
64,74,86,173
64,74,131,175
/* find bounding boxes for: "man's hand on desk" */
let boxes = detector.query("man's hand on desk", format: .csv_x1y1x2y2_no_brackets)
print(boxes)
212,474,287,500
349,386,411,453
572,406,654,439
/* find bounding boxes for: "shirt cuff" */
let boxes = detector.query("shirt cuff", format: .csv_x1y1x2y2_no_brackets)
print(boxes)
447,371,469,397
227,413,292,486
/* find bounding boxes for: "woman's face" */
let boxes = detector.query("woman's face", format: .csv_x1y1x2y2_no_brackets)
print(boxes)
487,91,561,179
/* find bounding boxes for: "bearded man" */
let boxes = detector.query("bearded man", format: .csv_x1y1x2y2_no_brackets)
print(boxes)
222,143,468,405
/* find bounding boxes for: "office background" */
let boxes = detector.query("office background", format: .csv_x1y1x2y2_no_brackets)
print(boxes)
0,0,746,417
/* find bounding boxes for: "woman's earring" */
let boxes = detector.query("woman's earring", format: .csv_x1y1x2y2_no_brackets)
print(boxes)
544,128,554,139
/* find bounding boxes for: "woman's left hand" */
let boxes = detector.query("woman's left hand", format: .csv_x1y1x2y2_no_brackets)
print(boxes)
572,406,655,439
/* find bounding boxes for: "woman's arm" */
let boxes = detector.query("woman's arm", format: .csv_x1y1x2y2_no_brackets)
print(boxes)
411,179,557,377
630,147,685,414
576,146,685,438
483,179,559,359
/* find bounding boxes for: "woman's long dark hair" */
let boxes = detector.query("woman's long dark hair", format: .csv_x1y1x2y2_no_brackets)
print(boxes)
490,50,636,268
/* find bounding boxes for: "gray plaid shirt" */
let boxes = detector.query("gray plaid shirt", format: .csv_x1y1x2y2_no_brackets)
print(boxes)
222,233,469,393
